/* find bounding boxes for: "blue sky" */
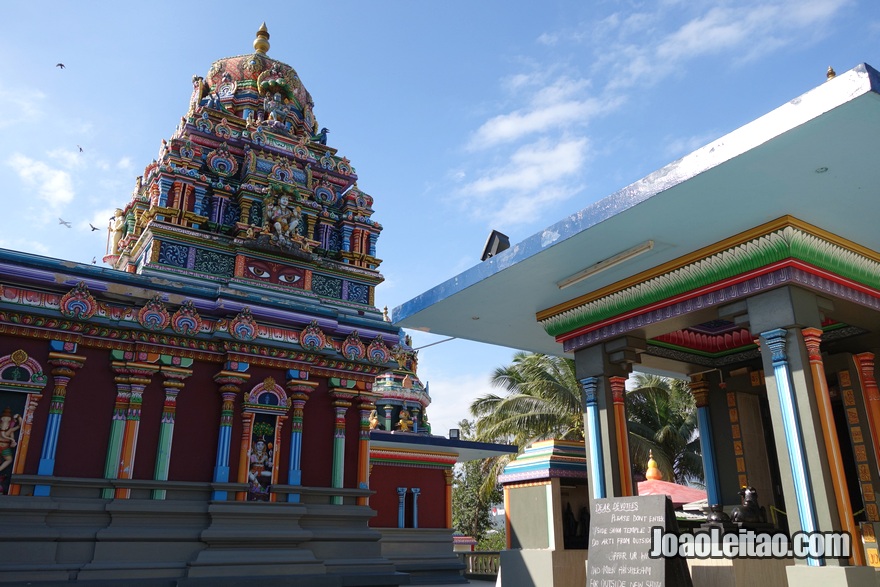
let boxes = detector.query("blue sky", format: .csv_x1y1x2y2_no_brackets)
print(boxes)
1,1,878,436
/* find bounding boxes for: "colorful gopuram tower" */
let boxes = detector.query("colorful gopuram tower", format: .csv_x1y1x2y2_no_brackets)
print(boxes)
0,25,425,586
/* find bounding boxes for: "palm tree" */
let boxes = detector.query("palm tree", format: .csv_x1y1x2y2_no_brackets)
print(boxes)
469,352,583,497
469,353,703,494
626,373,703,485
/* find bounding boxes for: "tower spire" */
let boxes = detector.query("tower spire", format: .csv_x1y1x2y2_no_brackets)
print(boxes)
254,22,270,55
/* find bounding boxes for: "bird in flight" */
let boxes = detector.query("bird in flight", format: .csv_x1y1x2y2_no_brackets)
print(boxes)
91,257,97,264
77,145,83,153
89,223,99,231
58,218,72,228
56,63,65,69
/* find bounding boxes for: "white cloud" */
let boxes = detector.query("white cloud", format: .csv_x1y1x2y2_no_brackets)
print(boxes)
46,148,86,171
466,137,588,195
117,157,133,170
0,87,45,128
8,154,75,211
0,237,50,256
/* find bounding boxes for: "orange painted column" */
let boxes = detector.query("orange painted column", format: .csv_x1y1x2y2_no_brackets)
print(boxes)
236,412,254,501
610,376,632,496
8,394,43,496
445,469,455,530
854,353,880,476
803,328,863,565
115,365,157,498
356,396,376,506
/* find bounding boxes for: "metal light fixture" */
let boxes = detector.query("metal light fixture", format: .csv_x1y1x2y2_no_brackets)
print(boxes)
557,240,654,290
448,428,460,439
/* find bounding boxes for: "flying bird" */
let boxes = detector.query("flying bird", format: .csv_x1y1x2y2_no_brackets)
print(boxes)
89,223,99,231
77,145,83,153
58,218,71,228
56,63,65,69
91,257,97,264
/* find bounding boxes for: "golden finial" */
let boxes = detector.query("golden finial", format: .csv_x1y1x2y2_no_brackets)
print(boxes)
383,306,390,322
254,22,270,55
826,66,836,80
645,450,663,480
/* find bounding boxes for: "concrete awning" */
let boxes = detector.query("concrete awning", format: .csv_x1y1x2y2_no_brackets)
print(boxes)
393,64,880,356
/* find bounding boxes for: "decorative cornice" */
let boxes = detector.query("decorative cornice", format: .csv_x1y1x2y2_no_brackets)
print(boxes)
542,219,880,339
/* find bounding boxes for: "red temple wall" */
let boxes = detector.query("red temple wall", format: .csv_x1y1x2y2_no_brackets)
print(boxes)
168,360,220,482
53,346,119,479
344,404,361,487
300,379,333,487
131,376,162,480
369,464,447,528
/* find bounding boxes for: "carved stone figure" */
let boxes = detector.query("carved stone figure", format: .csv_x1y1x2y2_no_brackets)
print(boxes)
108,209,125,254
396,408,413,432
0,408,22,473
266,194,302,244
369,409,381,430
730,486,767,524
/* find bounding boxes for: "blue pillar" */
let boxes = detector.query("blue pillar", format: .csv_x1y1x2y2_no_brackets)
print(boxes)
397,487,408,528
691,378,721,507
580,377,606,499
412,487,421,529
211,384,240,501
761,328,823,567
697,406,721,506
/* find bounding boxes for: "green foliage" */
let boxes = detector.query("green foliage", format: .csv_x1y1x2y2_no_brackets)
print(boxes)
477,527,506,551
626,373,703,485
452,420,503,542
465,352,704,499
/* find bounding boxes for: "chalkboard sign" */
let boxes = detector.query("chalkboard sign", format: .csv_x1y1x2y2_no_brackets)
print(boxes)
587,495,692,587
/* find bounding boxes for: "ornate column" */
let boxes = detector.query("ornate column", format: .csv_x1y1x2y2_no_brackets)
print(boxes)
580,376,606,499
383,404,393,431
330,390,354,504
689,375,721,507
804,329,863,565
152,367,191,500
444,469,454,529
115,364,158,498
235,411,255,502
761,328,822,566
357,395,376,506
609,376,632,496
854,352,880,475
412,487,421,529
285,380,318,503
397,487,408,528
103,363,131,498
212,370,249,501
32,353,85,497
410,406,420,434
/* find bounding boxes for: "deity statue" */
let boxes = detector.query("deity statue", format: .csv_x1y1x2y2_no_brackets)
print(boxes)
0,407,22,474
263,92,288,126
396,408,413,432
266,193,302,244
369,409,381,430
108,209,125,255
247,438,273,500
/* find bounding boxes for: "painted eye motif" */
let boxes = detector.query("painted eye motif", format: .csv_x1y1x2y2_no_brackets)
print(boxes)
247,265,270,279
278,273,301,284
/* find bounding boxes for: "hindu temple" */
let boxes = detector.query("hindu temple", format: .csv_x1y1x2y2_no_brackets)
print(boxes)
397,63,880,586
0,25,513,586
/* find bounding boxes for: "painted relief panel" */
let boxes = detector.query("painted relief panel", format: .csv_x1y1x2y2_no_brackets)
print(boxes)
237,256,305,289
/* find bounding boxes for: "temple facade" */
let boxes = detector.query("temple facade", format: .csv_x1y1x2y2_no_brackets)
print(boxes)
396,64,880,586
0,25,515,586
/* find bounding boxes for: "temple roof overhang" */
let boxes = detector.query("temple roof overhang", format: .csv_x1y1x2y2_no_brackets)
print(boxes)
394,63,880,357
369,430,517,463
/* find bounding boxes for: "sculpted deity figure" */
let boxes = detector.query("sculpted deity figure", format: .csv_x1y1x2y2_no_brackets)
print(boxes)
247,438,273,500
264,92,287,123
266,194,302,243
0,408,22,473
396,408,413,432
108,209,125,254
369,409,381,430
